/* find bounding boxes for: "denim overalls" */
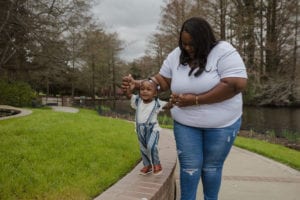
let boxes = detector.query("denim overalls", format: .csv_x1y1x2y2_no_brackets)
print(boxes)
135,96,161,167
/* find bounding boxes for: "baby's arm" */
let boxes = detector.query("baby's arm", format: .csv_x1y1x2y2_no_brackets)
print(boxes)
160,99,173,111
163,102,173,110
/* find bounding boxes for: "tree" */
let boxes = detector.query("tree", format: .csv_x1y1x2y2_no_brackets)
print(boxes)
143,0,300,105
0,0,93,93
147,0,195,62
64,1,92,97
80,26,123,103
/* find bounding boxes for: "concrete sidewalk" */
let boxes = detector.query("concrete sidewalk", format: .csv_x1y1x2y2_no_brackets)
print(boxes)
50,106,79,113
175,145,300,200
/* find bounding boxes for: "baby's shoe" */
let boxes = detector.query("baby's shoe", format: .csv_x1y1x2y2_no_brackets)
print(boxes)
153,164,162,175
139,165,152,175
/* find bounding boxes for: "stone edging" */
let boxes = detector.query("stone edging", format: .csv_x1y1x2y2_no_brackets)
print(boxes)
0,105,32,120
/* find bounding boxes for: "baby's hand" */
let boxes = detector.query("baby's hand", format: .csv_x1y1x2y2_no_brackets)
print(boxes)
163,102,173,110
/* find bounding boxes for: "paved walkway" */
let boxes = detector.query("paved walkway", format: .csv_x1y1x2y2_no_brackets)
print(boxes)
175,145,300,200
0,105,78,120
98,125,300,200
50,106,79,113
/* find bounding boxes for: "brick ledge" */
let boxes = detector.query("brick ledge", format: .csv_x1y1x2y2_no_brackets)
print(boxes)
94,128,177,200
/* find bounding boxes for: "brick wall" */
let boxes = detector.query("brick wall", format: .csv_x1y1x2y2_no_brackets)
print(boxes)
94,129,177,200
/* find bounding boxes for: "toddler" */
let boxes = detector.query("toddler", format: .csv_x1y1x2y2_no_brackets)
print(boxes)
126,77,171,175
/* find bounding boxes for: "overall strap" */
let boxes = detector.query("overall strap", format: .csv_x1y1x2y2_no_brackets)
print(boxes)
136,96,160,125
135,95,141,125
145,98,159,124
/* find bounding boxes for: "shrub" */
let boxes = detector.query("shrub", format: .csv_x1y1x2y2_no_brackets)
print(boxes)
0,80,36,107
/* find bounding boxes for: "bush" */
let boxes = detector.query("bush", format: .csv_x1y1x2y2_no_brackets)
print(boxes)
0,80,36,107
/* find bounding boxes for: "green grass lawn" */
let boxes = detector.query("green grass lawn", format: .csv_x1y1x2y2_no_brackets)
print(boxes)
0,108,140,200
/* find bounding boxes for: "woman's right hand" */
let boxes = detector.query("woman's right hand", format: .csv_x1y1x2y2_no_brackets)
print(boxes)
121,74,135,94
170,93,198,107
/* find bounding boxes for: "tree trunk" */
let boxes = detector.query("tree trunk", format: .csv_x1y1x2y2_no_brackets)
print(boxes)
243,0,256,70
259,0,265,77
292,0,300,104
220,0,227,39
265,0,279,73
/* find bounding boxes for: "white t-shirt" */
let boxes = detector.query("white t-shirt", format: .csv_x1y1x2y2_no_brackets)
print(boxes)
159,41,248,128
130,94,168,131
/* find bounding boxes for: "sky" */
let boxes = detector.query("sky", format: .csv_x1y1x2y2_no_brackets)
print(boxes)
92,0,164,62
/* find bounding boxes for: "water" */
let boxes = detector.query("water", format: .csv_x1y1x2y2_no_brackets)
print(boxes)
0,108,21,117
100,99,300,137
242,106,300,136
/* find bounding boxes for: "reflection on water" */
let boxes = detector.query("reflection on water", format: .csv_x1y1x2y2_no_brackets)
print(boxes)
242,106,300,136
102,100,300,136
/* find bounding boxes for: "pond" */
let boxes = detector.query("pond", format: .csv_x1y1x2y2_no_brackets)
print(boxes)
0,108,21,117
99,100,300,137
242,106,300,136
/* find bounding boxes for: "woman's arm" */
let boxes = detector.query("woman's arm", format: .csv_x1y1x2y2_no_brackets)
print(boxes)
121,73,171,92
198,77,247,103
171,77,247,107
151,74,171,91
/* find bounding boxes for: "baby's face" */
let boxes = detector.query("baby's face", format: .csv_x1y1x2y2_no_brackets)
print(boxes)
140,81,157,102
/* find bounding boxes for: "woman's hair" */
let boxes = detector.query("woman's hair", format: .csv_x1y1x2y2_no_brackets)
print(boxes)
179,17,217,77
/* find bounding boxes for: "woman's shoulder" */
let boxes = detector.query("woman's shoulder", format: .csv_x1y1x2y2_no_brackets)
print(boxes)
161,47,181,71
167,47,181,58
210,41,236,58
214,41,235,52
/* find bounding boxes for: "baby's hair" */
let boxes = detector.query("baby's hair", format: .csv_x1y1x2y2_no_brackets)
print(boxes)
148,77,160,90
140,79,159,91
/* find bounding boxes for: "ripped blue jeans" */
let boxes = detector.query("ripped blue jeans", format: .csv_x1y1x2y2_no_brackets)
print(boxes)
174,118,241,200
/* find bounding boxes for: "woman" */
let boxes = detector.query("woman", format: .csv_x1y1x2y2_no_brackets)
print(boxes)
122,17,247,200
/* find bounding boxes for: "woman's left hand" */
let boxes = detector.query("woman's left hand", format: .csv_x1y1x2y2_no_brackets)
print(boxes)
170,93,196,107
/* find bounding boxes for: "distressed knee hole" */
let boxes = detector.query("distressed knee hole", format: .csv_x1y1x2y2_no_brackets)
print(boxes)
233,131,236,137
183,168,198,176
177,149,182,155
227,136,231,142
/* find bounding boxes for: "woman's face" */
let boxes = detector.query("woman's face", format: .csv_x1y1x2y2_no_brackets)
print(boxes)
181,31,195,59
